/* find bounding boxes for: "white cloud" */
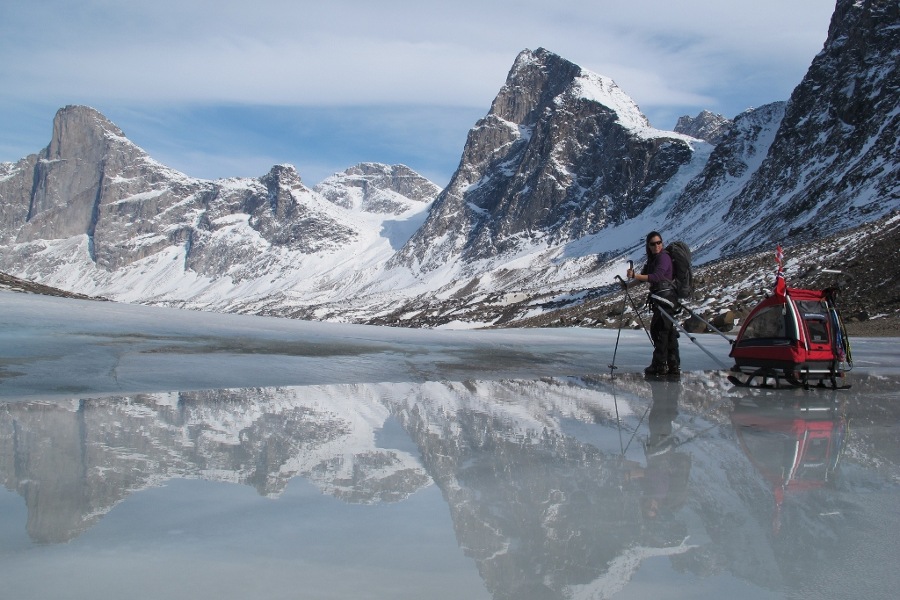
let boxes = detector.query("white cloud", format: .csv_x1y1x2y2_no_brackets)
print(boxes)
0,0,836,181
1,0,833,112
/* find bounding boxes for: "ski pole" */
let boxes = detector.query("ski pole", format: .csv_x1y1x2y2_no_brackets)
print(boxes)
608,260,637,375
608,289,629,376
613,391,625,454
616,274,653,346
623,402,652,454
677,302,735,345
650,294,728,369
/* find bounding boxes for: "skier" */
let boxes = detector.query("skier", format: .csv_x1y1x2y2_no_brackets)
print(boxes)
625,231,681,375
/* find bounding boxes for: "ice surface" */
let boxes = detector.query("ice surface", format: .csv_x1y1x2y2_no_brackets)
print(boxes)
1,290,898,600
0,290,742,401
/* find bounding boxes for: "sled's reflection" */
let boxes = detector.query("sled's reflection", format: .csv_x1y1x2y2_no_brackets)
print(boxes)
731,396,847,534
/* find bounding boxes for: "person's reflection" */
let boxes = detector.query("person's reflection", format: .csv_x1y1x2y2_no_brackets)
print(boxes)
625,379,692,544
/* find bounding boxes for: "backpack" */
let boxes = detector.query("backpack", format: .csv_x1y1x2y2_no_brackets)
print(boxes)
665,241,693,299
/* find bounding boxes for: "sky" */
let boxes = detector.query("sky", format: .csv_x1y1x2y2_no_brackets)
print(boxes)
0,1,836,187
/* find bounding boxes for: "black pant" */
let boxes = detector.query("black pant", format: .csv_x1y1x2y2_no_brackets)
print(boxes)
650,303,680,368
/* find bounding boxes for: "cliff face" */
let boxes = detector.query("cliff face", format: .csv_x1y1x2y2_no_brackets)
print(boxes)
718,0,899,253
5,105,217,269
393,48,702,273
0,106,409,274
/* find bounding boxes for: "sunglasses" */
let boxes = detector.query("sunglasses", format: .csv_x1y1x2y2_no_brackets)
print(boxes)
649,240,663,247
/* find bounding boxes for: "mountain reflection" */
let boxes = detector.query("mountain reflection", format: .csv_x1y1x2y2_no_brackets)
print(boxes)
0,386,432,543
2,373,898,599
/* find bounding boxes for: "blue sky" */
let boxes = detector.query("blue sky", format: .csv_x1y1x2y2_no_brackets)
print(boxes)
0,1,835,187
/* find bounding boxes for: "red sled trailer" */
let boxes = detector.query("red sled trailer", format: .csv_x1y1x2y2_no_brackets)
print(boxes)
728,286,853,389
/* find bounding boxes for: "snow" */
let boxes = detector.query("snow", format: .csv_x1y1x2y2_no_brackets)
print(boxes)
5,169,449,317
570,71,649,130
112,189,166,205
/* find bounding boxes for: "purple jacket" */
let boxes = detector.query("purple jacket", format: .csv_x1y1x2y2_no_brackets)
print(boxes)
641,251,674,293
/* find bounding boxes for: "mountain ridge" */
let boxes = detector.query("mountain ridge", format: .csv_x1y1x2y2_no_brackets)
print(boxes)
0,0,897,331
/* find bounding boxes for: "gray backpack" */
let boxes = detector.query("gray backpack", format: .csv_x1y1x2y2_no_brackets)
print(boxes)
665,241,693,299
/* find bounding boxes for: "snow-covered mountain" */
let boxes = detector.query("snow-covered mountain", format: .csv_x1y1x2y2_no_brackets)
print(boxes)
0,0,897,327
0,115,438,320
674,110,732,144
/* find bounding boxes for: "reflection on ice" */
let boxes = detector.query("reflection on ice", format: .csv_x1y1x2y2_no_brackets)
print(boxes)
731,396,847,535
2,370,899,599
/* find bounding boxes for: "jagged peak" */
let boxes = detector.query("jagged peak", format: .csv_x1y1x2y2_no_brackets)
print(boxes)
504,48,651,131
732,102,786,126
54,105,124,136
320,162,435,185
44,105,141,164
314,162,440,214
490,48,582,124
345,162,397,177
568,70,650,129
263,163,302,184
674,110,732,144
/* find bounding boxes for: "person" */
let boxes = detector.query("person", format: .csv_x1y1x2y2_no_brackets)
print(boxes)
625,231,680,376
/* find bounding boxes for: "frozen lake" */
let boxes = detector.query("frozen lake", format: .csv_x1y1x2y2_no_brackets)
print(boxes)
1,291,899,599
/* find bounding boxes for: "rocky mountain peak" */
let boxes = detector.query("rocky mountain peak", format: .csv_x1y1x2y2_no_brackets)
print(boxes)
258,164,309,221
489,48,650,133
46,105,127,160
393,47,696,273
262,163,303,185
14,105,155,245
674,110,732,144
719,0,899,254
314,163,440,214
490,48,584,124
